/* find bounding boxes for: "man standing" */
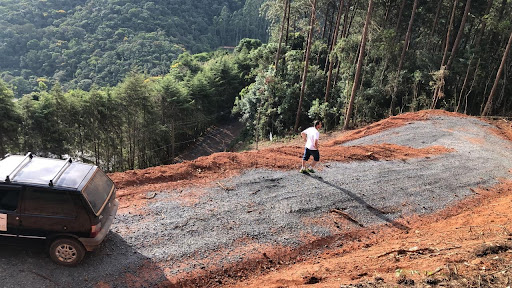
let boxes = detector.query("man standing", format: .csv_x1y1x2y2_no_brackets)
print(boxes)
300,120,322,174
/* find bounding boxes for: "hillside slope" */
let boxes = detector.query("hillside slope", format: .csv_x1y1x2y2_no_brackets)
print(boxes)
228,114,512,288
107,110,512,287
0,0,266,93
1,110,511,288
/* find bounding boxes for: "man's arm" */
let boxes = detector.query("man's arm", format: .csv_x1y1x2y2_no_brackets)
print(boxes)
301,131,307,141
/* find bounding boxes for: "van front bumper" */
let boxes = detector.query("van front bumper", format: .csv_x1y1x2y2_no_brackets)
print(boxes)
79,199,119,251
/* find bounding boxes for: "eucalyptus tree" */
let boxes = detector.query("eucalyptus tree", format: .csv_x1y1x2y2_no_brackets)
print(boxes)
324,0,345,104
344,0,374,130
294,0,318,132
274,0,290,74
445,0,472,70
482,30,512,116
390,0,418,115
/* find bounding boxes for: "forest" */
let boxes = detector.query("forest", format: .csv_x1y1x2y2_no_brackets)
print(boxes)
0,0,267,95
0,0,511,172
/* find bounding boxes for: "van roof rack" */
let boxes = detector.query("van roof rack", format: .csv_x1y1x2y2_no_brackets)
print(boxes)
5,152,33,183
49,157,73,187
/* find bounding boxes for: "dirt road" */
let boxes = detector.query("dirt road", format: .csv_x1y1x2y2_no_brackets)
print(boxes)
1,110,511,288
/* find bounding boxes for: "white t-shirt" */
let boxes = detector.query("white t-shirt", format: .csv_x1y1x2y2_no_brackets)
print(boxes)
302,127,319,150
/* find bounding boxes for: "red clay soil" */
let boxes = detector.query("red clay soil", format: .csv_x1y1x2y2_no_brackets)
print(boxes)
106,110,512,287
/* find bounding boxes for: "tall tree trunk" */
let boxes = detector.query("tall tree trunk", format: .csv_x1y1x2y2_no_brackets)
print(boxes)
446,0,471,70
482,30,512,116
118,130,124,171
344,0,359,38
433,0,458,107
333,59,341,87
321,3,330,40
344,0,373,130
326,2,339,56
464,57,480,114
441,0,459,67
328,5,337,44
394,0,406,38
319,6,335,66
456,54,473,112
275,0,289,74
495,63,508,114
397,0,418,72
285,0,291,46
342,0,351,37
294,0,317,132
325,0,344,103
497,67,508,115
481,64,497,114
431,0,443,36
391,0,418,115
379,57,389,86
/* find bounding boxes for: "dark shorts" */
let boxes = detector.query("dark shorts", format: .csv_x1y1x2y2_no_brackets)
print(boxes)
302,148,320,161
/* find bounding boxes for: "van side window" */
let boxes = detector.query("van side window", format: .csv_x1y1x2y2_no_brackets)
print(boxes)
23,189,76,217
0,188,20,211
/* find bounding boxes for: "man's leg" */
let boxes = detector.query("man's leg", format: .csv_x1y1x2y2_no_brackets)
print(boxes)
307,161,318,173
308,150,320,173
301,148,310,173
300,159,309,173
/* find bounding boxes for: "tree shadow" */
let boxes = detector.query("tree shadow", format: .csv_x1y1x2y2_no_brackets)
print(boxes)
308,174,410,231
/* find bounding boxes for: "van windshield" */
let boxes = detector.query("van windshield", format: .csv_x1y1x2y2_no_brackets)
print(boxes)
82,170,114,215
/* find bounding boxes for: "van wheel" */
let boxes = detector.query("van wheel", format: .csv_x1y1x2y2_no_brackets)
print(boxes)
49,238,85,266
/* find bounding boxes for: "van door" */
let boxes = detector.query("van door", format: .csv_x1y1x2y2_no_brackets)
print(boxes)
18,187,77,239
0,185,21,238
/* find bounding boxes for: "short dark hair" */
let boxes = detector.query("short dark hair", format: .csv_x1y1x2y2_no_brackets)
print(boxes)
314,120,322,127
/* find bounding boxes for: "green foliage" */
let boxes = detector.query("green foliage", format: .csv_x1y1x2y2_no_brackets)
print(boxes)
308,99,327,123
5,36,264,170
0,0,268,94
190,55,243,118
235,38,263,52
0,79,21,157
233,67,279,139
18,90,70,156
4,0,512,172
241,0,511,137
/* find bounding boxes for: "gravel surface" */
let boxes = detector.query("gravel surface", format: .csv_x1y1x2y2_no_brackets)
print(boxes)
1,115,511,287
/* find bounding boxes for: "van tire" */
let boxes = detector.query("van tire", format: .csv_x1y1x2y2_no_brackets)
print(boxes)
49,238,85,266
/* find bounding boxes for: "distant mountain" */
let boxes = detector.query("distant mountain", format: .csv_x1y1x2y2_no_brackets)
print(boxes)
0,0,268,96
